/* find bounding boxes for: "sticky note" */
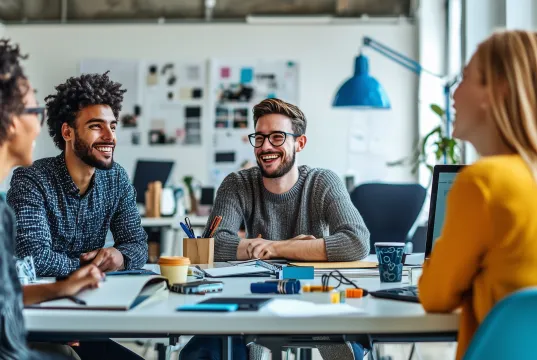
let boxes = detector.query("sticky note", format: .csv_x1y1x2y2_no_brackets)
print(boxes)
180,88,191,99
240,67,254,83
220,67,230,78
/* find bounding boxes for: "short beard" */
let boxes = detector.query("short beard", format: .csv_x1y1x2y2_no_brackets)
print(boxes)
73,130,114,170
257,150,296,179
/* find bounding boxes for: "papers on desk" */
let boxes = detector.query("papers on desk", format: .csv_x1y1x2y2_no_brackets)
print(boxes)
289,261,378,269
263,299,363,317
201,265,271,278
28,275,168,311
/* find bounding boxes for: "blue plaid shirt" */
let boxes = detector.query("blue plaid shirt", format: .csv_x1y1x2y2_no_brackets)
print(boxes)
7,153,148,276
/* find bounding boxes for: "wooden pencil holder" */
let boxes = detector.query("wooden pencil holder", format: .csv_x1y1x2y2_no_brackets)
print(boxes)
183,238,214,265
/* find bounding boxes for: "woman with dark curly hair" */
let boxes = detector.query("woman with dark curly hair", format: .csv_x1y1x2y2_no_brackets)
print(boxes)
0,38,105,359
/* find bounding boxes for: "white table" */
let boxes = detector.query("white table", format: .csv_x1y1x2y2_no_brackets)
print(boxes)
24,266,458,360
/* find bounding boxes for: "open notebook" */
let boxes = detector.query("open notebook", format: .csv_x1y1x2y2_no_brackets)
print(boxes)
28,275,168,311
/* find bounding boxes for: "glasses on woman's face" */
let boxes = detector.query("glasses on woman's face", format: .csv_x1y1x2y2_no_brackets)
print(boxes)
23,107,46,126
248,131,301,148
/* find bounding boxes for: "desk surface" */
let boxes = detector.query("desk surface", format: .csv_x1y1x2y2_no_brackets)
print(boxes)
24,264,458,338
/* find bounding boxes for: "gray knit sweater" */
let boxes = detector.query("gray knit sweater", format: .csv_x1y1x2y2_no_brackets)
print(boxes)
210,165,370,262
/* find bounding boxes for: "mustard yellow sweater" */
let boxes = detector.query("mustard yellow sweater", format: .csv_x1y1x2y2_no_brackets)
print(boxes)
419,155,537,360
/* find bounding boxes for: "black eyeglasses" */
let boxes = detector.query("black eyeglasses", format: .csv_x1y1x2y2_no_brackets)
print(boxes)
248,131,302,148
23,107,46,126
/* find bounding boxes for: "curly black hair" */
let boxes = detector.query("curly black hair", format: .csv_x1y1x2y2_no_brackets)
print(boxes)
0,39,28,147
45,71,126,150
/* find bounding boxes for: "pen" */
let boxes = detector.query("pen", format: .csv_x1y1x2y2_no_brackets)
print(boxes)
180,222,195,238
66,296,87,305
203,216,219,238
208,216,223,238
50,295,87,305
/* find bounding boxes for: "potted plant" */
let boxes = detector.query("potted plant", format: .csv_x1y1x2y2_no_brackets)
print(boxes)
387,103,462,185
183,176,198,214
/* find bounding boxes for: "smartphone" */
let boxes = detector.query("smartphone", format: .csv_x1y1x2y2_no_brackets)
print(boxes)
170,280,224,294
197,297,273,311
177,303,238,312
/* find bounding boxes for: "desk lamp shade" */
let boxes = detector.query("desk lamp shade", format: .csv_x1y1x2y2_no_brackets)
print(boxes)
333,54,391,109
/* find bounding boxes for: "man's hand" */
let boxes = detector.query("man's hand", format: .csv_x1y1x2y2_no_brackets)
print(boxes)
247,238,277,260
55,264,105,298
81,248,125,272
247,235,318,259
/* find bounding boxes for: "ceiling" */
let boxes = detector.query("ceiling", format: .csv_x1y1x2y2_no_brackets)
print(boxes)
0,0,415,23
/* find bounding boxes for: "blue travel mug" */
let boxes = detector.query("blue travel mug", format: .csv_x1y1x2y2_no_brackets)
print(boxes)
375,242,405,283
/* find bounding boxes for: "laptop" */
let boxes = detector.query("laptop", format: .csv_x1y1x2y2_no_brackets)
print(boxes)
132,160,174,204
370,164,466,303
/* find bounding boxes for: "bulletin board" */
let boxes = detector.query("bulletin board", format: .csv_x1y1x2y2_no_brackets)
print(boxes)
209,59,299,187
142,61,206,146
79,59,208,147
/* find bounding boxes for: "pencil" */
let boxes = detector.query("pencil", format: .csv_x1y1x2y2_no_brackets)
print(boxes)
208,216,223,238
203,217,218,238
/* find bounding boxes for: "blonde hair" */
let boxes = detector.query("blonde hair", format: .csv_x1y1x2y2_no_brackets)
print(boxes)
477,30,537,179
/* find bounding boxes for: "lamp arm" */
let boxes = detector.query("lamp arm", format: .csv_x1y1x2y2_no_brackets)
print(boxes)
363,36,445,79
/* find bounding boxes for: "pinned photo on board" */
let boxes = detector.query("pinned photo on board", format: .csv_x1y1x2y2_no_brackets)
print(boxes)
147,65,158,85
218,84,254,103
233,108,248,129
215,107,229,128
120,113,137,128
192,88,203,99
161,63,177,86
131,131,141,145
149,129,166,145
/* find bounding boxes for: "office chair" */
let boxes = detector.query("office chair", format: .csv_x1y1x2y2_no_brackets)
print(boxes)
350,183,426,254
463,287,537,360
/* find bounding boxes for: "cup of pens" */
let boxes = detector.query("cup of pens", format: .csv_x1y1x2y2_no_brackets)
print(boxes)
181,216,222,265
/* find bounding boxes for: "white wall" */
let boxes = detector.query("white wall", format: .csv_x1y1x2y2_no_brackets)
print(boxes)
416,0,447,187
463,0,537,164
5,22,418,186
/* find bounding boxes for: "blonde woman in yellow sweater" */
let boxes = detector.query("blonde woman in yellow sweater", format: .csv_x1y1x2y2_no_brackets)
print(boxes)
418,29,537,360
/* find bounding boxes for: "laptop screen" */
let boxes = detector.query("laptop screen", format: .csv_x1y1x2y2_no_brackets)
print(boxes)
431,171,459,245
426,165,465,257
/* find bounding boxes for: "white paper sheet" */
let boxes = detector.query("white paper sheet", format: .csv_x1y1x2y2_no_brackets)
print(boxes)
202,265,270,278
263,299,363,317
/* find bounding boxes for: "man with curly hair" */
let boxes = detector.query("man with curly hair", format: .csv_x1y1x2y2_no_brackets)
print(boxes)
7,72,148,277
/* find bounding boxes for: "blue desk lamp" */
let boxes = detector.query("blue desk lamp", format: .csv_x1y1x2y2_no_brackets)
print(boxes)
333,36,459,162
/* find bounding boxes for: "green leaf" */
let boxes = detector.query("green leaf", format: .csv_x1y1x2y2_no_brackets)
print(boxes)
430,104,445,118
435,147,444,159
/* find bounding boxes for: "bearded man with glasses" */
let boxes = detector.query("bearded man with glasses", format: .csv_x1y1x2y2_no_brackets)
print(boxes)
179,98,371,360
